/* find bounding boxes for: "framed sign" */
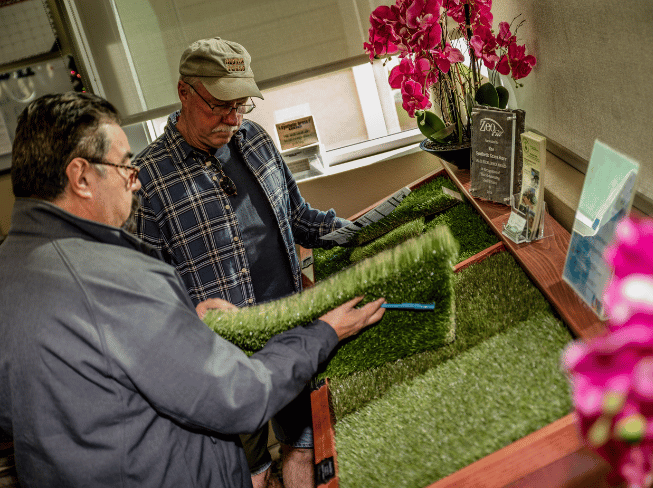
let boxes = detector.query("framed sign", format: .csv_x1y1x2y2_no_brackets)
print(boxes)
275,115,319,151
469,107,525,205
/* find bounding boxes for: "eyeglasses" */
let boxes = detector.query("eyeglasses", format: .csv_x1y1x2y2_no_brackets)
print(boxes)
207,156,237,197
186,83,256,116
90,160,140,187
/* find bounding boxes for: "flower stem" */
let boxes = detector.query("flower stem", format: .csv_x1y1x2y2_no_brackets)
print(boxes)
464,4,480,91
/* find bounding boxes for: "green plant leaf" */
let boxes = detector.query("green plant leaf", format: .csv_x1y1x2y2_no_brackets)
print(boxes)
475,82,500,108
431,125,455,143
416,110,446,140
496,85,510,109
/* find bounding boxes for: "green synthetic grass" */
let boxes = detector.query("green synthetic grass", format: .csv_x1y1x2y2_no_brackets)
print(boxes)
352,176,460,246
204,226,459,376
313,246,354,283
335,313,573,488
314,195,498,283
350,217,425,264
328,251,555,420
425,200,499,262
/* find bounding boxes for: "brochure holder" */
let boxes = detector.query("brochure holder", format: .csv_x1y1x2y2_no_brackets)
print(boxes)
502,193,551,244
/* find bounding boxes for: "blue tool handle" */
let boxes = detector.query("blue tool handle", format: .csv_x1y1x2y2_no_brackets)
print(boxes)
381,303,435,310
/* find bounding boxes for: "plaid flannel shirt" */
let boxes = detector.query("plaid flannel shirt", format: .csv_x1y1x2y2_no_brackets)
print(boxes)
134,112,347,307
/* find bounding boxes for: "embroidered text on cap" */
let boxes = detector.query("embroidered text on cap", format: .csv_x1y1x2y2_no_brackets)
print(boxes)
225,58,245,72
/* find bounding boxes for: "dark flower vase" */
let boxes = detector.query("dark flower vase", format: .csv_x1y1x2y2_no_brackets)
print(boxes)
420,139,472,170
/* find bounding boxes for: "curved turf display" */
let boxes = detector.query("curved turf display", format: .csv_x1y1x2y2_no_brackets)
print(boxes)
313,183,499,283
328,251,556,421
203,226,459,377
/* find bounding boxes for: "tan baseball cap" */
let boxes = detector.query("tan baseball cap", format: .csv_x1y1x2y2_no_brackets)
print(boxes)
179,37,264,101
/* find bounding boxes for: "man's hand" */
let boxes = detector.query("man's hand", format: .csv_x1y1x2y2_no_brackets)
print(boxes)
319,296,386,341
196,297,237,320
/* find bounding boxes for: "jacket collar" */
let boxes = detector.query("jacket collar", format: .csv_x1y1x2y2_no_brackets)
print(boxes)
9,198,162,260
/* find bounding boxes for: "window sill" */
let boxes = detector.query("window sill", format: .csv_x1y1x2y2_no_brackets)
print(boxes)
295,129,424,183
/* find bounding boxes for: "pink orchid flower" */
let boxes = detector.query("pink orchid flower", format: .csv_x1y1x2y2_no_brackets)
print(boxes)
397,0,443,53
495,42,536,79
496,21,515,48
401,79,431,117
446,0,493,30
470,25,500,70
405,0,442,29
605,218,653,281
388,57,428,89
563,217,653,488
507,42,537,80
364,5,401,60
433,44,465,73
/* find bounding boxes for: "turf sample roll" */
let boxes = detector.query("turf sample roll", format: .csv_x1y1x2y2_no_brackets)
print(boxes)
204,225,459,377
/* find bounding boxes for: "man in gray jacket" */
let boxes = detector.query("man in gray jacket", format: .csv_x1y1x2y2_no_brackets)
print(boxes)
0,92,385,487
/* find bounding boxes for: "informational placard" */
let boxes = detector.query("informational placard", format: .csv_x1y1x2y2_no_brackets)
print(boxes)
275,115,319,151
562,140,640,319
519,131,546,240
469,107,525,205
321,187,412,245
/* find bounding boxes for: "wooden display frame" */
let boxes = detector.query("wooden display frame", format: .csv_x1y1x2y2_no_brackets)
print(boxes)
307,163,620,488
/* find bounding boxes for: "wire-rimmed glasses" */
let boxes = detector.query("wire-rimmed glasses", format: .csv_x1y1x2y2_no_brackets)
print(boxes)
186,82,256,116
89,160,140,187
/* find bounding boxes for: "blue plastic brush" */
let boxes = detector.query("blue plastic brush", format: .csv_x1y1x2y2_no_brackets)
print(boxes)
381,303,435,310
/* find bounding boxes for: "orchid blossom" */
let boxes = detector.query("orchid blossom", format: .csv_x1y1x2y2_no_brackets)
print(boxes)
401,78,432,117
563,217,653,488
433,44,465,73
470,24,500,70
364,0,536,146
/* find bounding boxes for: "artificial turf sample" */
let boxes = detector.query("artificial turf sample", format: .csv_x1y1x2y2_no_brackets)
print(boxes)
334,312,573,488
425,200,499,262
350,217,425,264
204,226,459,376
328,250,555,420
352,175,460,246
313,188,498,283
313,245,353,283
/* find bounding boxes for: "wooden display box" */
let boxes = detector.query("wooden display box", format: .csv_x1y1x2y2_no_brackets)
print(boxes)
305,163,620,488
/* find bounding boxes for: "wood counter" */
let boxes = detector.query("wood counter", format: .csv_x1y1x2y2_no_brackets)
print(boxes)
309,162,622,488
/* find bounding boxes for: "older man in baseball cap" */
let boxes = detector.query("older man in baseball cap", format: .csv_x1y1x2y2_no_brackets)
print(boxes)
133,38,353,488
179,37,264,101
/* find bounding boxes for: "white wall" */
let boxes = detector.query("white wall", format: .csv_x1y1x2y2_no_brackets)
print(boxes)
492,0,653,204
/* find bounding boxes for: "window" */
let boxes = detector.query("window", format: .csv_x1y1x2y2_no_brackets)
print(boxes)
144,58,422,168
65,0,424,169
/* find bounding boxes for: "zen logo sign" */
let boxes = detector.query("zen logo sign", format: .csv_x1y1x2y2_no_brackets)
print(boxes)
479,118,504,137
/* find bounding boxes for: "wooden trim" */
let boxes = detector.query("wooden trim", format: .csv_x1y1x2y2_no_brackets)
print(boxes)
453,241,505,273
311,380,339,487
426,414,619,488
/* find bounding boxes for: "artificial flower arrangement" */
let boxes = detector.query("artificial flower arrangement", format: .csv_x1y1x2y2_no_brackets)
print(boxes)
563,217,653,488
364,0,537,146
